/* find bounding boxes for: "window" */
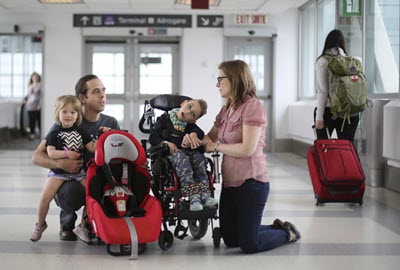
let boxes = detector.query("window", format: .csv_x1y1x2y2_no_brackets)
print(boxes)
299,1,316,98
299,0,399,97
0,35,42,98
365,0,399,94
139,46,174,95
92,45,125,94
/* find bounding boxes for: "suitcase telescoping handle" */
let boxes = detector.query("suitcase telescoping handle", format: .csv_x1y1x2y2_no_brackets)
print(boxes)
312,125,331,140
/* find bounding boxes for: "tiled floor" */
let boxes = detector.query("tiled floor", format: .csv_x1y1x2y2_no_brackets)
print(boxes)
1,150,400,270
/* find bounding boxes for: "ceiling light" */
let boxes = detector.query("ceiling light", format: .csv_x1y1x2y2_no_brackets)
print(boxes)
38,0,83,4
175,0,221,6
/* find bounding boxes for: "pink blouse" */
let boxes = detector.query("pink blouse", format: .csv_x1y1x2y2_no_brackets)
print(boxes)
214,96,269,187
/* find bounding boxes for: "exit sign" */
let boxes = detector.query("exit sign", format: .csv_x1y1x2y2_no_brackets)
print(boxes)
235,14,266,25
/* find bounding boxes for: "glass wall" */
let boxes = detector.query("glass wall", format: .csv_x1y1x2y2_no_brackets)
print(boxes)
0,35,42,99
299,0,399,98
365,0,399,94
299,0,335,99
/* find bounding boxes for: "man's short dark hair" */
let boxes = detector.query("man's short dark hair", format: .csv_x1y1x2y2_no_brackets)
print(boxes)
75,74,98,97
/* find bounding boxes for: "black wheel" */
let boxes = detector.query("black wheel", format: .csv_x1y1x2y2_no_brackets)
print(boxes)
188,219,208,240
359,199,363,206
212,227,221,247
138,243,146,254
315,197,320,206
158,230,174,250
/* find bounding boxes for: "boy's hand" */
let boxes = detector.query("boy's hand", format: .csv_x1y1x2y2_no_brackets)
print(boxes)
181,134,191,148
164,141,178,154
189,132,201,149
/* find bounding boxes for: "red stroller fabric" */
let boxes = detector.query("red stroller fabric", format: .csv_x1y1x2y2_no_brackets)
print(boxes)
85,130,162,250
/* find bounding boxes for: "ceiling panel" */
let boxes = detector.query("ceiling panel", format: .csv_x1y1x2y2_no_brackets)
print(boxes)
0,0,306,14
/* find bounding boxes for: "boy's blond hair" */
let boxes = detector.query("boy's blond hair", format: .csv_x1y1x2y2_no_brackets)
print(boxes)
192,98,208,118
54,95,83,127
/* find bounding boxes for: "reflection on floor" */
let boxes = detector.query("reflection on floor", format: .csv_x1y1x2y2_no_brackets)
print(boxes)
1,150,400,270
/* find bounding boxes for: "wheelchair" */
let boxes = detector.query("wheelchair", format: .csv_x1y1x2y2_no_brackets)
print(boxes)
139,94,221,250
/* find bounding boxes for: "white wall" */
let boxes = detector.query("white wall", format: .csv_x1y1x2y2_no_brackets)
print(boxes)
181,28,224,133
0,9,299,143
269,9,299,140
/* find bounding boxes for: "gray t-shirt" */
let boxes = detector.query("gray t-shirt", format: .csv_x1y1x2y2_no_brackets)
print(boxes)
48,113,120,170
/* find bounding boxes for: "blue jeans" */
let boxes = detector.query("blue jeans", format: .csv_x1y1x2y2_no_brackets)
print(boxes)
220,179,289,253
54,181,85,231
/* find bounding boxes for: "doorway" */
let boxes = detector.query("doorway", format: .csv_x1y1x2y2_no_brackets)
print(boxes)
225,36,274,151
85,37,179,140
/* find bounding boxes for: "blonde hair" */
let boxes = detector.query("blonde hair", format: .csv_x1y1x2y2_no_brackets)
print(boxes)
193,98,208,118
218,60,257,110
54,95,83,126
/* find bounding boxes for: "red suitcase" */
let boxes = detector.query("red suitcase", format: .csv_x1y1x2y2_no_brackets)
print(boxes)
307,138,365,205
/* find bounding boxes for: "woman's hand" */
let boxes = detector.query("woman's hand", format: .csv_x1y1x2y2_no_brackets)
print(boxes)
204,141,216,153
315,120,324,129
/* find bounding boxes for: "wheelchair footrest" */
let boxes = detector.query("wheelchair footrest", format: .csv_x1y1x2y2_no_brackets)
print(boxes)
178,202,218,220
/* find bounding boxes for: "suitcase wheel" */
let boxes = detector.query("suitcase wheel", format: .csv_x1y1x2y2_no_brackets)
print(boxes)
359,199,363,206
315,197,321,206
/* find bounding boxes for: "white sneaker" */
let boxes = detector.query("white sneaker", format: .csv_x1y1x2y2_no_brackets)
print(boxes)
30,222,48,242
202,195,218,207
73,225,90,243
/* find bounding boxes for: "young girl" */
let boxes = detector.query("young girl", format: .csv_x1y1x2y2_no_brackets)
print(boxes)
30,95,108,242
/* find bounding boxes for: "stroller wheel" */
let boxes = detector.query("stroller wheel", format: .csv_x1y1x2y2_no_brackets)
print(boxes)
158,230,174,250
188,219,208,240
212,227,221,248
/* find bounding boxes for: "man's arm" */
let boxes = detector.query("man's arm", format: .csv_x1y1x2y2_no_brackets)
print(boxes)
32,140,83,173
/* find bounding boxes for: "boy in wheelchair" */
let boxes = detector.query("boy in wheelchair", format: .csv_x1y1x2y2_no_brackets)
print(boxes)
149,98,217,211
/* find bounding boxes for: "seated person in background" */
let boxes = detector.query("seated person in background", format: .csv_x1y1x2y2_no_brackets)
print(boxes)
149,98,217,211
30,95,110,242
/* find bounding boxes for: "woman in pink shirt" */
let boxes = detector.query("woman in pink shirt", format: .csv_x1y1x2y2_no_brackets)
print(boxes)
199,60,301,253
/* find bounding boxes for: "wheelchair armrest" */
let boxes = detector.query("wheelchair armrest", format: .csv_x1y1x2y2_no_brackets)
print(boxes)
148,143,170,157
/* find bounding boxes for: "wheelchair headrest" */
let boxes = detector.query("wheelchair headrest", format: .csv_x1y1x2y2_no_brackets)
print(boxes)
95,130,147,166
150,94,192,111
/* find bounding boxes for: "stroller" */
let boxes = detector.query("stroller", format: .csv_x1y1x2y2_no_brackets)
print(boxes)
85,130,162,259
139,94,221,250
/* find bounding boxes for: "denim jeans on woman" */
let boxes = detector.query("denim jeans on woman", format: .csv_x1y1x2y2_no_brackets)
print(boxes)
220,179,289,253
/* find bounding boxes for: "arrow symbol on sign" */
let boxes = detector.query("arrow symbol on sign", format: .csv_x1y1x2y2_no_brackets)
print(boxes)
81,16,89,26
201,17,210,25
213,17,223,26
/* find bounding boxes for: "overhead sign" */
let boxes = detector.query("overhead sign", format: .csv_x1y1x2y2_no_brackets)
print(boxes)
343,0,362,16
235,14,266,25
73,14,192,28
197,15,224,28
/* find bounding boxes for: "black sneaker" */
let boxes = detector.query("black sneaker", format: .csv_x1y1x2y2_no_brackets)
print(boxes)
272,218,284,229
59,230,77,241
283,221,302,242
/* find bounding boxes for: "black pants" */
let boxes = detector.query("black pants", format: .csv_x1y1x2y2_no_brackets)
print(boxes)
54,181,85,231
27,110,41,135
313,107,359,143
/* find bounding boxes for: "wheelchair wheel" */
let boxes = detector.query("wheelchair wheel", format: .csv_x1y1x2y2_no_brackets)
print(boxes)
188,219,208,240
212,227,221,247
158,230,174,250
